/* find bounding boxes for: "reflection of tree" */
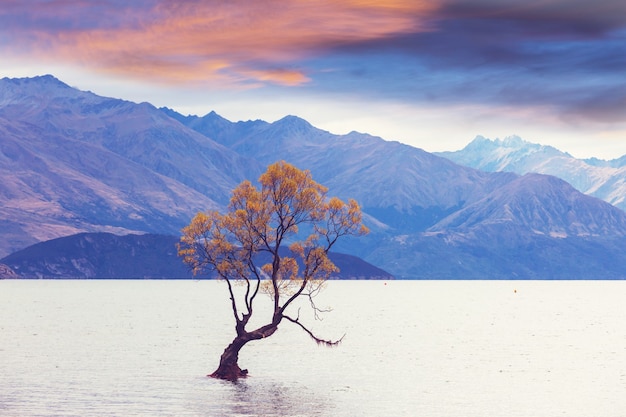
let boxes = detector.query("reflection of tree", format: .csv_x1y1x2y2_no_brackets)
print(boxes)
226,379,329,417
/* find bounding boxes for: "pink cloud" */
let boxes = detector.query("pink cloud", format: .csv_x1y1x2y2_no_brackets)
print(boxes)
1,0,436,87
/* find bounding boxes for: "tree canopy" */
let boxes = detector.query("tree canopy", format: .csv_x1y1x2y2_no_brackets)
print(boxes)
178,160,368,380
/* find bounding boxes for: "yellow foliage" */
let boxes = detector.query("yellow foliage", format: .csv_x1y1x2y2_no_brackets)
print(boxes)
178,160,368,307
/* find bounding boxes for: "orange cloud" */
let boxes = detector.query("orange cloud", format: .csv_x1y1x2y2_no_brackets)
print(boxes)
240,69,311,87
5,0,437,87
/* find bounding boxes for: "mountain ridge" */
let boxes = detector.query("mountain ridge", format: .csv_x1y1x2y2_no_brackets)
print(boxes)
3,75,626,278
437,135,626,211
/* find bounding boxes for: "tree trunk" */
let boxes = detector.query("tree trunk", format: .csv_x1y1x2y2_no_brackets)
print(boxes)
209,324,279,381
209,336,250,381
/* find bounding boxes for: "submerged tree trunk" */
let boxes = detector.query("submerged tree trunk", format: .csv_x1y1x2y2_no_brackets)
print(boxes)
209,336,249,381
209,323,279,381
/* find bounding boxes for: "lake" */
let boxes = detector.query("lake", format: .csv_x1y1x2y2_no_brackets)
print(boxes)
1,280,625,416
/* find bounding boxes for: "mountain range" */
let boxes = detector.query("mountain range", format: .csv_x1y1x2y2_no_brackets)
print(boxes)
437,136,626,211
2,75,626,278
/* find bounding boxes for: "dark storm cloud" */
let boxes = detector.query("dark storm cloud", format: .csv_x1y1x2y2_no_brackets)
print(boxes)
309,0,626,123
437,0,626,36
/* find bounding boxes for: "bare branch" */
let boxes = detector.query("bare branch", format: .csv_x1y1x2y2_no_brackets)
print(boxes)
278,276,309,315
222,276,241,327
246,259,262,312
282,314,344,347
303,287,332,321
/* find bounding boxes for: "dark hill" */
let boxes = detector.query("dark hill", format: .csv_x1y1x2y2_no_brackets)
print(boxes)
0,232,394,280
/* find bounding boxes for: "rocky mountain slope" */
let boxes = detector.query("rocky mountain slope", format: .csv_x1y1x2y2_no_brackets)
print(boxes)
437,135,626,211
167,109,626,277
3,75,626,278
164,110,520,231
0,75,262,256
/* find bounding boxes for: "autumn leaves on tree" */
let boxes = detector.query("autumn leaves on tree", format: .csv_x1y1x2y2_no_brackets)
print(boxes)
178,161,368,380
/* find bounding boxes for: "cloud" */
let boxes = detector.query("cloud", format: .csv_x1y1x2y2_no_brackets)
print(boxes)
437,0,626,36
0,0,435,87
0,0,151,31
2,0,624,126
306,0,626,124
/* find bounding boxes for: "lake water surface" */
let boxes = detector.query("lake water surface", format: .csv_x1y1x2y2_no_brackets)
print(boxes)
1,280,626,416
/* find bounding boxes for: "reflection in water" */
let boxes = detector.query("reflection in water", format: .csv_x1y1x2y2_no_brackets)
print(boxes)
205,377,331,417
185,376,333,417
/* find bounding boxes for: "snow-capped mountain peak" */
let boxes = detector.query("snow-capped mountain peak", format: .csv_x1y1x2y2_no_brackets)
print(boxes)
437,135,626,212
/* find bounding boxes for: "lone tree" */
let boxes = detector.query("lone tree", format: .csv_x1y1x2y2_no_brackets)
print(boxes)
178,161,368,380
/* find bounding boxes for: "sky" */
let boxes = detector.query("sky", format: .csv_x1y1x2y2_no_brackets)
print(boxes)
1,0,625,159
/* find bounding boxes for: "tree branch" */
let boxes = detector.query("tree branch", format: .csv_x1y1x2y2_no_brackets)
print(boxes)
282,314,344,347
304,285,331,321
246,259,261,312
222,276,241,329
